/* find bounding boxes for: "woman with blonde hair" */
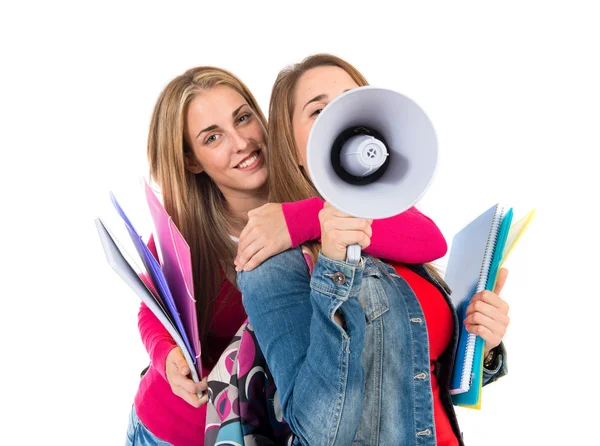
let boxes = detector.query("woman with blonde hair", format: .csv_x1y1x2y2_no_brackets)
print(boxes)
238,54,511,445
126,65,448,445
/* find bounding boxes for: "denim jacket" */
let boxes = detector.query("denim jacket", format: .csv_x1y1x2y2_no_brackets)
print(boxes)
238,247,506,445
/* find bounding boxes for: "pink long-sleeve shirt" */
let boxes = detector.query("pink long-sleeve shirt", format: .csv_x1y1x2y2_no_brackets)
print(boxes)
134,199,447,445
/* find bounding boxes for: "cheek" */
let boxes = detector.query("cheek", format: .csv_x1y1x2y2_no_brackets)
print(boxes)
299,125,311,166
249,121,267,144
292,122,309,166
201,151,231,176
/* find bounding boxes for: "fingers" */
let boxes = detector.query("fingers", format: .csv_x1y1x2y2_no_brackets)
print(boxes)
238,205,267,254
322,215,373,238
464,310,506,337
464,288,511,350
320,202,373,260
181,374,208,395
237,203,289,270
464,323,500,348
237,223,255,253
239,247,271,272
324,232,371,260
172,377,209,408
470,290,510,314
493,268,509,295
337,231,371,249
235,238,264,272
167,352,209,408
465,298,510,324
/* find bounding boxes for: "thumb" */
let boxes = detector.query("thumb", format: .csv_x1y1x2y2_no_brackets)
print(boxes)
493,268,509,296
175,355,190,376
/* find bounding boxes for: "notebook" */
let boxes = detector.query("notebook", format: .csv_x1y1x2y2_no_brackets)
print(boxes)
144,180,201,369
95,218,203,392
444,204,534,407
456,208,535,409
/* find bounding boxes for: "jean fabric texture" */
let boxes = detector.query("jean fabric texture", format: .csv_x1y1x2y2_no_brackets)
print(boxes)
238,247,506,446
126,406,172,446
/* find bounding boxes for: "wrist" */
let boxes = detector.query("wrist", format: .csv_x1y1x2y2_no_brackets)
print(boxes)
282,198,323,247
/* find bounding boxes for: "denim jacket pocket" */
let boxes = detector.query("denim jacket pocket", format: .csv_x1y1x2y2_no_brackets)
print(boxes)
359,266,390,324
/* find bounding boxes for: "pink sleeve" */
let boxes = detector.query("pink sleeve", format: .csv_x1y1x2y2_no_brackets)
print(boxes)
137,234,177,381
282,197,324,248
138,302,177,381
283,198,446,264
367,207,447,263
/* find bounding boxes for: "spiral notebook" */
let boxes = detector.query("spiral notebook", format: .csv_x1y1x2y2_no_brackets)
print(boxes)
444,204,511,396
454,207,534,409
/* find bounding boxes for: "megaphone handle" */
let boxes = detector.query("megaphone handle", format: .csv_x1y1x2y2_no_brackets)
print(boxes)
346,243,362,265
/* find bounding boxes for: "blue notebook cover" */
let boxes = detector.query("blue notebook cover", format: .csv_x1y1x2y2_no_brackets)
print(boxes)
451,208,513,406
444,204,506,394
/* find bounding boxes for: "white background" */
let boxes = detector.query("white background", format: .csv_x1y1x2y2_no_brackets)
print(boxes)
1,1,598,444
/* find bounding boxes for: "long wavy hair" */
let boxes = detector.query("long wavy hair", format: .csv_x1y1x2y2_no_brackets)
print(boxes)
147,66,267,352
267,53,446,285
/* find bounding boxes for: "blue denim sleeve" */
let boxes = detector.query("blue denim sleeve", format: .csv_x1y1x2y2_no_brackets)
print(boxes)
237,248,367,446
482,342,507,386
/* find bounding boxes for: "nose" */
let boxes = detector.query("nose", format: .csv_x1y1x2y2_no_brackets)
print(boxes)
231,128,251,153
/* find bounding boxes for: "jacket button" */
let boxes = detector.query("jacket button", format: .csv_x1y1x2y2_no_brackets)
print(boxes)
332,272,346,285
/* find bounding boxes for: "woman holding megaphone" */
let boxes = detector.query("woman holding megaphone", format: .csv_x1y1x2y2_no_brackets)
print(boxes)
127,65,448,445
237,54,510,445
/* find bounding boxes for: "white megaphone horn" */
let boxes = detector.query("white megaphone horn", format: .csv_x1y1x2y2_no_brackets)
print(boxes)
306,86,438,264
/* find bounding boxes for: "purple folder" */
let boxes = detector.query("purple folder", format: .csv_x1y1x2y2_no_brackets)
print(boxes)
95,218,202,393
110,192,198,375
144,180,201,373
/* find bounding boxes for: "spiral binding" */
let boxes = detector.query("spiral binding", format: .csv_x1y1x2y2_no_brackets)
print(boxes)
459,204,505,390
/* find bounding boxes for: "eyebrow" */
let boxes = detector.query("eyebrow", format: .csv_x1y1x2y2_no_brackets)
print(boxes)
195,104,248,140
302,89,353,111
303,94,327,111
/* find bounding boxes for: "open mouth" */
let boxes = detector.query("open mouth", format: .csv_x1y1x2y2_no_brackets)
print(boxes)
235,150,261,170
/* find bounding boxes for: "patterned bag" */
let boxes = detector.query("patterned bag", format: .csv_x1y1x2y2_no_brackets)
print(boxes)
204,321,295,446
205,247,315,445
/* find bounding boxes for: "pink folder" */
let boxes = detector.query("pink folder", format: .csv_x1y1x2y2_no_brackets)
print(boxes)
144,180,201,375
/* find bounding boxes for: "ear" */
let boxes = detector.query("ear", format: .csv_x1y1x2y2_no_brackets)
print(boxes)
184,151,204,174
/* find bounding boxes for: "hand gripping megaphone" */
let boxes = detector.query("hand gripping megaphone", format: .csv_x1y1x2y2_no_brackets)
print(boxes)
306,86,438,264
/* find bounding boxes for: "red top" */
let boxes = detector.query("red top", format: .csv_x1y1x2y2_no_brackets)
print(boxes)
392,263,458,446
133,199,447,445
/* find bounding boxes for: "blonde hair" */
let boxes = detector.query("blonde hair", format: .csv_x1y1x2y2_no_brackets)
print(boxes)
268,53,446,284
147,66,267,356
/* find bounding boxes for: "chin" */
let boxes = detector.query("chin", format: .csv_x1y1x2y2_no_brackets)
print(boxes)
245,168,269,192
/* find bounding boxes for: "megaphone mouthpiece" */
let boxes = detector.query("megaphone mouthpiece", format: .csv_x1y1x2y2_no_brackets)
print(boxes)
331,126,392,186
340,134,389,177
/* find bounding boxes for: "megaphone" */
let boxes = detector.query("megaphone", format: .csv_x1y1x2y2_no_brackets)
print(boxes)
306,86,438,264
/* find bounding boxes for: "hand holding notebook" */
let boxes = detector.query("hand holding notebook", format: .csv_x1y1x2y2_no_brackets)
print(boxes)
463,264,510,358
444,204,534,408
95,183,203,391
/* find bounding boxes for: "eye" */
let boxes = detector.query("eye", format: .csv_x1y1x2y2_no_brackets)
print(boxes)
310,108,323,117
205,134,220,145
237,113,252,124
